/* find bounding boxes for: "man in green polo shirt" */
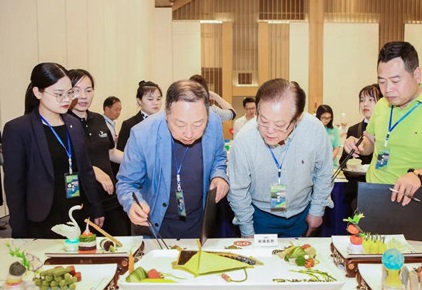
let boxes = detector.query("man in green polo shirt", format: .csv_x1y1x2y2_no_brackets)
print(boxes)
344,41,422,206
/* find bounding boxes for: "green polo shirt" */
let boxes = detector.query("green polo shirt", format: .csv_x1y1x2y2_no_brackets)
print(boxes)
366,92,422,184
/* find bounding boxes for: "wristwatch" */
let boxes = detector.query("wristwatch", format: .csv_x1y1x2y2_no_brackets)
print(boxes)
407,168,422,186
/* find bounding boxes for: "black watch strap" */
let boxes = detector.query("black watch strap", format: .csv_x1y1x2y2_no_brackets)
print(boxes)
408,168,422,186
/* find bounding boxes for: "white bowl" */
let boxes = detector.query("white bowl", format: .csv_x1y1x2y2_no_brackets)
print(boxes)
346,159,362,171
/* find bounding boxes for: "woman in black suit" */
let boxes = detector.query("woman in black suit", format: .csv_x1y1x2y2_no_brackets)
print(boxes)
68,69,130,236
339,84,382,216
3,63,104,238
116,81,162,151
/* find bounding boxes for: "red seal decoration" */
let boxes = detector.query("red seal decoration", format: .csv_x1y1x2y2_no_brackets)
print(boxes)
233,240,252,247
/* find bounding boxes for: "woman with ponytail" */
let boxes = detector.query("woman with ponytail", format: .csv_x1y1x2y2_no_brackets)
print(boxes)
117,80,163,151
3,62,104,238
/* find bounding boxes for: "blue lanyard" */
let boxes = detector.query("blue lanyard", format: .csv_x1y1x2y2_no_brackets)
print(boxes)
268,141,290,184
40,115,73,174
385,102,421,146
171,139,189,192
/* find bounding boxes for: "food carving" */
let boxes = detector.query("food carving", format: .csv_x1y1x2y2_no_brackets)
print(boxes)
78,222,97,254
173,250,254,276
382,248,404,289
273,269,337,283
99,238,116,252
84,218,122,247
51,205,83,252
125,266,178,283
343,213,365,254
33,265,82,289
273,243,318,268
171,240,257,277
343,213,388,254
4,262,26,289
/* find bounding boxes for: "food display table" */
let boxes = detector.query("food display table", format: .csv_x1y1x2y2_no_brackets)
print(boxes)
1,237,421,289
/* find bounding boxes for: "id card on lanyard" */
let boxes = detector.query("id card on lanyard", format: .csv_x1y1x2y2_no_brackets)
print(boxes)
268,142,290,211
172,139,189,217
41,115,80,198
376,103,421,169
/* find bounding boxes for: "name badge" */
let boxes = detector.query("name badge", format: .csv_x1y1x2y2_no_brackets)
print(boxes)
176,190,186,217
270,183,287,211
65,173,80,198
376,145,390,169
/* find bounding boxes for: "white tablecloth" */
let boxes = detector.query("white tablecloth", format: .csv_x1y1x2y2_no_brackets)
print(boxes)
1,237,421,289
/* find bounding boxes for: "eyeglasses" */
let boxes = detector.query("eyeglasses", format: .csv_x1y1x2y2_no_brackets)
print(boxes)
257,116,294,133
43,88,80,102
320,116,332,121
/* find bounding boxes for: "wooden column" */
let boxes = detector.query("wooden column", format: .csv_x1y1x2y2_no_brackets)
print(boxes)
258,21,269,85
222,21,233,140
308,0,324,114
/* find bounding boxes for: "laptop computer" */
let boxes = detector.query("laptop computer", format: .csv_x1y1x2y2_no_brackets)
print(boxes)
357,182,422,241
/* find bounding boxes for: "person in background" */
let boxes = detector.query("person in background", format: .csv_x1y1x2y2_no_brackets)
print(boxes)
116,80,229,239
189,74,236,121
337,112,349,144
117,80,162,151
344,41,422,206
233,97,256,138
68,69,129,236
228,79,333,238
0,131,2,207
316,104,341,168
3,63,104,238
339,84,382,217
340,84,382,168
103,96,122,145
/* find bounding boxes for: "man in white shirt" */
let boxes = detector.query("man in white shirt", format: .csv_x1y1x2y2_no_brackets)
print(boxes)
233,97,256,137
103,96,122,145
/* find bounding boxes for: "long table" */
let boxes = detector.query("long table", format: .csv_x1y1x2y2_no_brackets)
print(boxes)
1,237,421,289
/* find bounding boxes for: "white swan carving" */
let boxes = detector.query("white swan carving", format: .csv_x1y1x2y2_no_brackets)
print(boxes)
51,204,83,240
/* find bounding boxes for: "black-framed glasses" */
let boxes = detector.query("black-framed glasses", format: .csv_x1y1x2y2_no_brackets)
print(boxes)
44,88,80,102
257,116,294,133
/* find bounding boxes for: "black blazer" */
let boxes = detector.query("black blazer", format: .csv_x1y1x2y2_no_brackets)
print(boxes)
3,110,103,238
116,111,144,151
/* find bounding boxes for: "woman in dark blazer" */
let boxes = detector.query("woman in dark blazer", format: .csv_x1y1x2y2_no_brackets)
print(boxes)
116,80,162,151
3,63,104,238
339,84,382,216
339,84,382,168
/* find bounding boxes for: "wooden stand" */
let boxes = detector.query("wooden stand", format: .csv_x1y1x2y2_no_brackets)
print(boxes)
44,241,144,289
355,269,371,290
330,242,422,278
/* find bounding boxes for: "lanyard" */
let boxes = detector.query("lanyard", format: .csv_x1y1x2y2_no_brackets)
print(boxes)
40,115,73,174
171,139,189,192
385,102,421,146
268,141,291,184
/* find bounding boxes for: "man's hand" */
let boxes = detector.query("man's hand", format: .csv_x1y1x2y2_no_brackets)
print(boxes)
129,201,151,226
94,216,105,228
343,132,374,157
343,136,365,158
210,177,229,203
391,172,421,206
305,214,323,237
